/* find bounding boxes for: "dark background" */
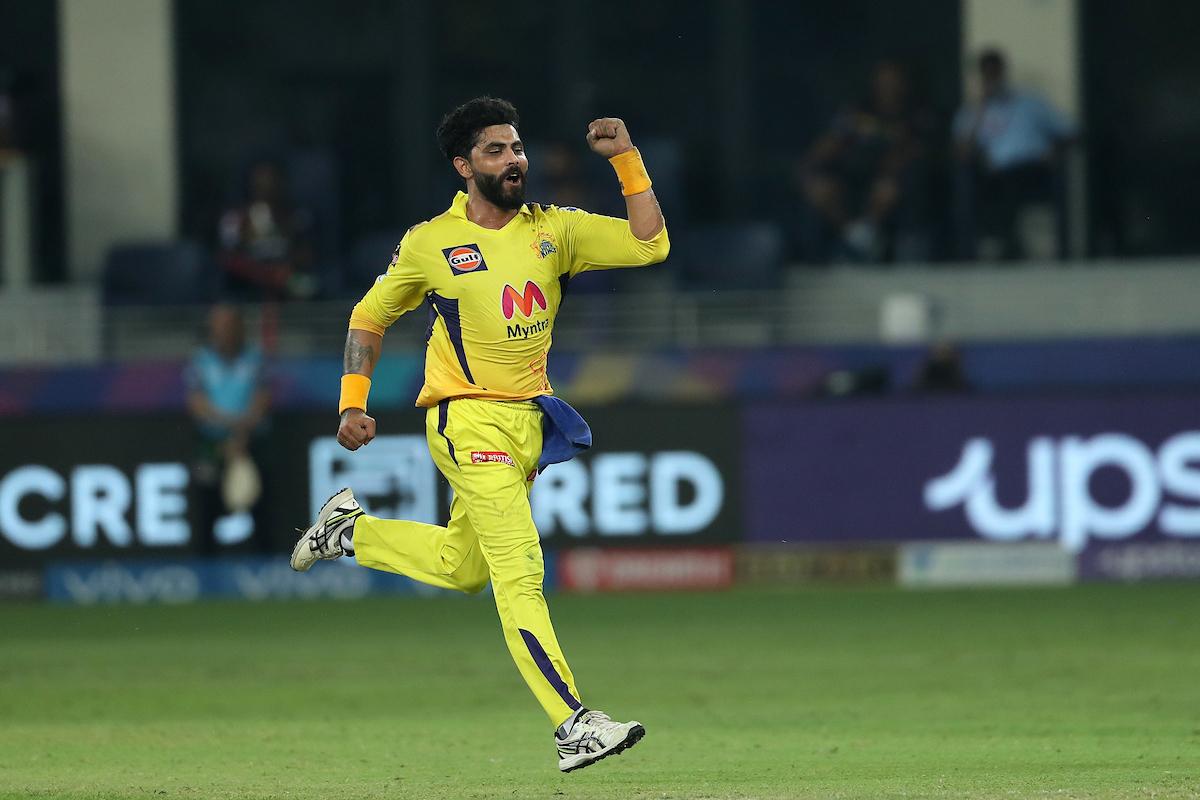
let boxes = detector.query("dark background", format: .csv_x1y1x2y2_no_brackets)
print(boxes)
9,1,1200,274
0,0,63,279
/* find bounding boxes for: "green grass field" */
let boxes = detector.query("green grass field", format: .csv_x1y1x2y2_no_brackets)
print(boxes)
1,584,1198,799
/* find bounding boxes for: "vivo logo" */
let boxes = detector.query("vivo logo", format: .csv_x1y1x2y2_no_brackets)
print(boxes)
230,562,373,601
53,562,201,605
924,432,1200,552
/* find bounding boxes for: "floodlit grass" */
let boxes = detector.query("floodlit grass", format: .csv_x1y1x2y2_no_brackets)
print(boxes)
1,584,1198,799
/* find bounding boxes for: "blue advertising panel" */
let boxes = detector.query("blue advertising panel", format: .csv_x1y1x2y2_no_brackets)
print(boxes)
43,552,559,604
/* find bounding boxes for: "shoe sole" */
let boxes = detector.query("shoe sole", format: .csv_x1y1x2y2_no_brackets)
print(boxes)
289,487,354,572
560,724,645,773
289,533,318,572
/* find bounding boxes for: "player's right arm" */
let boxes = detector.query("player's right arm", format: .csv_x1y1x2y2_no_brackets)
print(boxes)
337,329,381,450
337,232,429,451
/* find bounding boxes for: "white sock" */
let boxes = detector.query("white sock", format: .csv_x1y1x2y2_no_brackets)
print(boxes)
556,707,585,739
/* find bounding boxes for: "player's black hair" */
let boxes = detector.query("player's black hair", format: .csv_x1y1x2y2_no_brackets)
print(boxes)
436,97,521,164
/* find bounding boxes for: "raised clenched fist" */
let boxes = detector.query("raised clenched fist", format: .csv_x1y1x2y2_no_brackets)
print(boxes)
337,408,377,451
585,118,634,158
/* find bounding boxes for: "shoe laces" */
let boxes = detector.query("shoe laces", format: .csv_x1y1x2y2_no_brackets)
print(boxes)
299,523,341,557
578,710,619,732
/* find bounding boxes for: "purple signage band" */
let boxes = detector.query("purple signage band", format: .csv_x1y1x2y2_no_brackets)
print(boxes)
743,393,1200,553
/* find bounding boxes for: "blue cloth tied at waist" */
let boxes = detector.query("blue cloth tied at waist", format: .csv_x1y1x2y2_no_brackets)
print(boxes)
533,395,591,473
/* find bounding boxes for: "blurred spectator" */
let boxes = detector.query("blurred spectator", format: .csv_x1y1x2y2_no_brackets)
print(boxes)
217,160,317,300
799,60,936,263
527,141,600,211
527,141,618,295
185,304,272,554
915,341,970,394
953,48,1076,260
821,366,891,397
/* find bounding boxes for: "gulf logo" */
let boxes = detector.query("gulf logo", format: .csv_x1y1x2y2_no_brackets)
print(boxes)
442,243,488,275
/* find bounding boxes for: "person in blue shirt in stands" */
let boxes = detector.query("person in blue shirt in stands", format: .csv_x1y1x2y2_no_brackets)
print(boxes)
185,303,271,553
953,48,1076,260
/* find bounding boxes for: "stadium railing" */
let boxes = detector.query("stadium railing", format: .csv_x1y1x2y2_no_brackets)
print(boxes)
3,256,1200,364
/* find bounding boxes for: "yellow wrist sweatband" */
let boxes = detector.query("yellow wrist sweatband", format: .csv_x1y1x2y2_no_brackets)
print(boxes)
339,374,371,414
609,148,652,196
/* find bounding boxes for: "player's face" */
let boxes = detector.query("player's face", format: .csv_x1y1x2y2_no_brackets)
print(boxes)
469,124,528,210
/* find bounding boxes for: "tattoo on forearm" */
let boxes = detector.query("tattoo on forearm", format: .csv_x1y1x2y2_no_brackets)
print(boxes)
344,335,375,373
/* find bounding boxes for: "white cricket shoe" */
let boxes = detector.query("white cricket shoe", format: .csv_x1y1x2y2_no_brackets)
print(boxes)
555,708,645,773
289,487,362,572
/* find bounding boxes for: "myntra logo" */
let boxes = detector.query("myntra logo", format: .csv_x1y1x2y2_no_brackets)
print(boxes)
501,281,547,320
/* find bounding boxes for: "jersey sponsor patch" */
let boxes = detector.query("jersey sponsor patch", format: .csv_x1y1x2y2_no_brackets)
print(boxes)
442,243,488,275
471,451,516,467
501,281,548,320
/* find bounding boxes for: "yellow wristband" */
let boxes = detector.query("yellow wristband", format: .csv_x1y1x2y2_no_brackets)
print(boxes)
339,374,371,414
609,148,652,196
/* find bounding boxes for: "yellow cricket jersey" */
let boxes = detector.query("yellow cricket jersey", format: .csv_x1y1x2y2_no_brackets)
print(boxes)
350,191,669,407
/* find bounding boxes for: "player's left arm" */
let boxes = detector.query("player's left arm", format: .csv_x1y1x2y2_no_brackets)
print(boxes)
560,117,669,275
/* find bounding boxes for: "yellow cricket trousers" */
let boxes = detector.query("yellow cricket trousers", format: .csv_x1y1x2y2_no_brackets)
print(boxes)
352,398,581,727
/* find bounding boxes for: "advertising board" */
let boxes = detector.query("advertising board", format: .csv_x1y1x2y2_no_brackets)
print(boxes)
744,394,1200,553
1,403,743,566
898,542,1076,587
297,402,742,545
1077,541,1200,581
558,547,734,592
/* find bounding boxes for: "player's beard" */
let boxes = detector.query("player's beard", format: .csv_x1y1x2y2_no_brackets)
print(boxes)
475,167,526,210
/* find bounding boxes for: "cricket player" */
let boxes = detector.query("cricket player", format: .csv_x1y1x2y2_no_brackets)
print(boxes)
290,97,668,772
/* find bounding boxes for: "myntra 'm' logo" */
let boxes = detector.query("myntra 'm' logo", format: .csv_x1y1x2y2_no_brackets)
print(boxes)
501,281,548,320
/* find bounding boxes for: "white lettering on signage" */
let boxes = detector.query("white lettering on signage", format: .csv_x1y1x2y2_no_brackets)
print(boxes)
533,460,590,536
532,451,725,538
924,432,1200,552
71,465,133,547
1158,433,1200,535
651,451,724,535
136,464,190,546
0,463,191,550
0,465,66,549
593,454,648,536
